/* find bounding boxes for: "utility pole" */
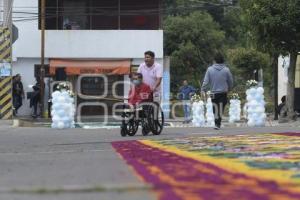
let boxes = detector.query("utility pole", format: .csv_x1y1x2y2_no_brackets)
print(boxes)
0,0,13,120
40,0,45,117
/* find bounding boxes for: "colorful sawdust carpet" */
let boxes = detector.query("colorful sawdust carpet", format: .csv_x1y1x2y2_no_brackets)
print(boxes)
112,132,300,200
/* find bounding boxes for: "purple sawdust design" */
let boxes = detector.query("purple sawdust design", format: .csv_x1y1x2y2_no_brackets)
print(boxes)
273,132,300,137
112,140,300,200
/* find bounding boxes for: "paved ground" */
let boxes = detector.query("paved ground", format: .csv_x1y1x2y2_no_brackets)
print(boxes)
0,123,300,200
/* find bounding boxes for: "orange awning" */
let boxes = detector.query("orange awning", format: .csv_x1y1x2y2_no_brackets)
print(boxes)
49,59,131,75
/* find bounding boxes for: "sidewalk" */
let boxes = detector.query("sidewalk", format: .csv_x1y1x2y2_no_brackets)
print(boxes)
0,119,13,127
167,119,280,128
4,115,299,129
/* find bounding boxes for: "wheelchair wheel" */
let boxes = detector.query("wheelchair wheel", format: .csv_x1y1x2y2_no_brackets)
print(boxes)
142,126,150,136
120,127,127,137
126,119,139,136
148,103,164,135
120,111,138,137
140,115,150,136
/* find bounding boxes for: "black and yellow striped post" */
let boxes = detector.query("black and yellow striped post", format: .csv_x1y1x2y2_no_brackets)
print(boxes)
0,27,13,120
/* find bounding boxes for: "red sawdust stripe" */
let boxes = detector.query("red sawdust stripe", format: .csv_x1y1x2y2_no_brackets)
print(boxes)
112,140,300,200
272,132,300,137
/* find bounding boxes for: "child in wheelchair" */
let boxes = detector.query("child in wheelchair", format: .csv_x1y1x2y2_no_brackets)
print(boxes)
120,73,164,137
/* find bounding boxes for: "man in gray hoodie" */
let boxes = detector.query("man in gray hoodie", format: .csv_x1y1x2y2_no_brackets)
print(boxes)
201,52,233,129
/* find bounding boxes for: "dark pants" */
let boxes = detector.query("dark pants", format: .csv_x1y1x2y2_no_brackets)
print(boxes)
33,102,38,116
30,91,40,117
211,93,228,128
13,94,22,113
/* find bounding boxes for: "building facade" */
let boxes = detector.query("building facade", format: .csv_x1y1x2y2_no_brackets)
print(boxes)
12,0,167,117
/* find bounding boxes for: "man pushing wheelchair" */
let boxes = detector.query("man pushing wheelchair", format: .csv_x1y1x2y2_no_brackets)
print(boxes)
120,68,164,136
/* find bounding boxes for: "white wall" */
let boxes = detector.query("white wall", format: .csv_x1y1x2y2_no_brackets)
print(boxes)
13,0,163,60
278,55,300,103
13,30,163,60
278,56,288,103
296,57,300,88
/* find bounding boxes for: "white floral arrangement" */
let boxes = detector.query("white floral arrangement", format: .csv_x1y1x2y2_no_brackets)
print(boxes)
56,82,74,98
191,94,202,102
51,82,75,129
67,90,75,98
246,80,258,88
229,93,240,100
56,82,71,91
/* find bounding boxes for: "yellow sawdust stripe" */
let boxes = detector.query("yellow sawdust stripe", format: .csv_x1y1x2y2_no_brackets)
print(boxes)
141,140,300,190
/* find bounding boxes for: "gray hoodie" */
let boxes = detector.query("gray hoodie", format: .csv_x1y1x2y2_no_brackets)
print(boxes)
201,64,233,94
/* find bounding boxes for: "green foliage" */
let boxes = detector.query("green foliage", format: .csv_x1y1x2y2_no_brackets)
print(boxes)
240,0,300,117
227,48,270,75
240,0,300,53
162,0,232,17
226,48,271,93
164,11,225,92
221,7,248,47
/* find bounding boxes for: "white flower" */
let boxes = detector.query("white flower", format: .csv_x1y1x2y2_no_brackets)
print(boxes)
191,94,202,102
230,93,240,100
246,79,258,88
57,82,71,92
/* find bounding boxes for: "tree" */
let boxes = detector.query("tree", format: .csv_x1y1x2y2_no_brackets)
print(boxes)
162,1,246,47
227,48,270,79
164,11,225,93
240,0,300,120
227,48,271,95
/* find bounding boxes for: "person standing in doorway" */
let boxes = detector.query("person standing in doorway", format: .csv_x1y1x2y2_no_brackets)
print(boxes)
12,74,24,116
137,51,163,102
201,52,233,130
179,80,196,123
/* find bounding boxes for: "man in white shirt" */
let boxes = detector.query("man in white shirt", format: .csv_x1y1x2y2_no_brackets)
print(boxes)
137,51,163,101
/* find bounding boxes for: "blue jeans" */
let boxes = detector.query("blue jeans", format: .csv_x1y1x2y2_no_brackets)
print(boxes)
182,100,191,121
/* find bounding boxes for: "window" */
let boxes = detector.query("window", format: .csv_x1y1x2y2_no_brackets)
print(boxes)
44,0,58,29
78,75,124,116
40,0,161,30
120,0,160,30
91,0,119,30
80,75,124,97
81,76,106,96
62,0,89,30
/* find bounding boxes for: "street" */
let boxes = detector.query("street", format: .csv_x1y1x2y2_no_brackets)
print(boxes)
1,125,300,200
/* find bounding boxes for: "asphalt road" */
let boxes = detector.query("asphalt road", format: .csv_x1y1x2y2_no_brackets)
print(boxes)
0,125,300,200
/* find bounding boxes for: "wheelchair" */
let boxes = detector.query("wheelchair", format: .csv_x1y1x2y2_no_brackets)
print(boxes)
120,102,164,137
